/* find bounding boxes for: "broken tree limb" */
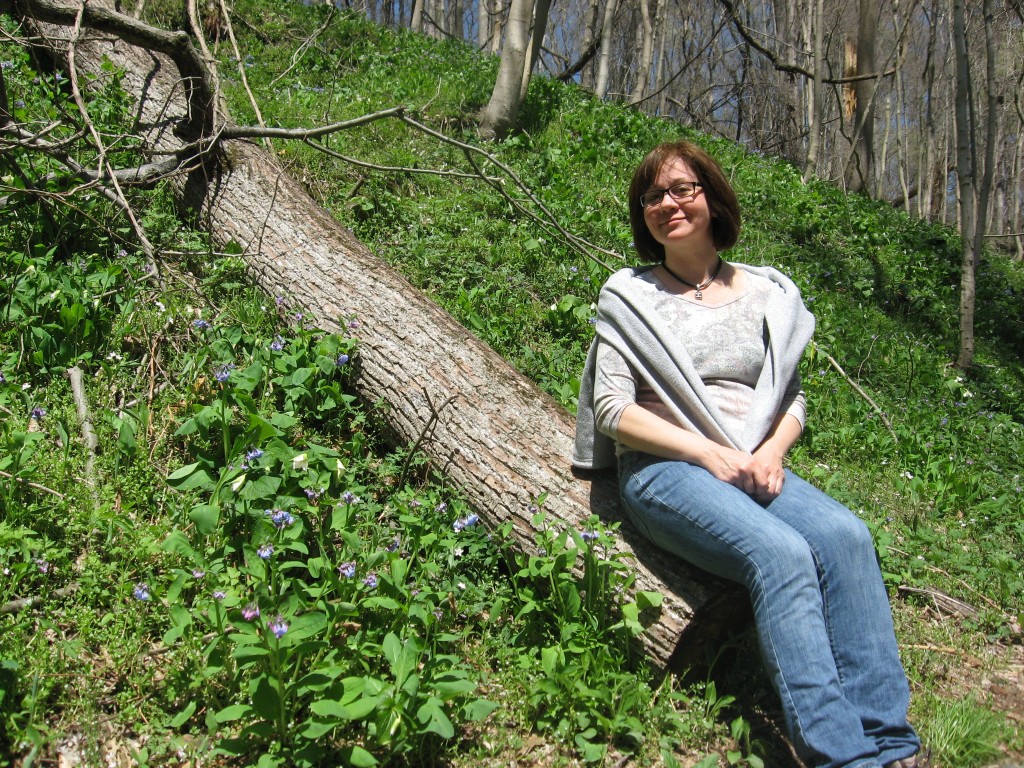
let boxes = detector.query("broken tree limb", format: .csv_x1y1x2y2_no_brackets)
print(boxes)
66,365,98,485
12,0,744,674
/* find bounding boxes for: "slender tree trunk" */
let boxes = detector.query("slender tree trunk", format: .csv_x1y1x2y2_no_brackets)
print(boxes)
627,0,655,104
953,0,977,368
517,0,552,106
973,0,998,263
653,0,668,114
802,0,824,181
593,0,618,99
411,0,425,32
846,0,879,193
477,0,493,49
579,0,602,89
478,0,536,138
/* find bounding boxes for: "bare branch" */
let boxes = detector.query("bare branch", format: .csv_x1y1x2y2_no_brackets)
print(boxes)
714,0,895,85
0,468,66,499
66,2,155,259
1,0,216,135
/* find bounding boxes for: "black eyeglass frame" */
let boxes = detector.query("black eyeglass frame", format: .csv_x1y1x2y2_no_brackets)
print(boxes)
639,181,704,209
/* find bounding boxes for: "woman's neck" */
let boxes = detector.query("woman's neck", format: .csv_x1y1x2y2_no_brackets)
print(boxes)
663,247,721,285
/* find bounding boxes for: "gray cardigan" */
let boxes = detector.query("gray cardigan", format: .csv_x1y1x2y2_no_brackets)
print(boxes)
572,264,816,470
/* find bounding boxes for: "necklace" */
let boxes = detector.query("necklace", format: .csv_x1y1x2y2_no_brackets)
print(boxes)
662,255,723,300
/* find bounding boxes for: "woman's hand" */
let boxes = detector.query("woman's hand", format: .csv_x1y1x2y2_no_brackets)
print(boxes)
704,445,784,502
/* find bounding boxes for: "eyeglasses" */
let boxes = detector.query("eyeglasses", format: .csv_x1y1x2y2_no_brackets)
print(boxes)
640,181,704,209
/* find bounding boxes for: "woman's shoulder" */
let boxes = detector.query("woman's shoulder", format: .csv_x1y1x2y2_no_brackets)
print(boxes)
602,265,658,293
734,263,802,297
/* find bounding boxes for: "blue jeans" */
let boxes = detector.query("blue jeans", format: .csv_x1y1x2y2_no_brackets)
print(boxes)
618,451,920,768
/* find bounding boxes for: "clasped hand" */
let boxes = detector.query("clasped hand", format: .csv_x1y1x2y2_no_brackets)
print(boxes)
706,445,785,503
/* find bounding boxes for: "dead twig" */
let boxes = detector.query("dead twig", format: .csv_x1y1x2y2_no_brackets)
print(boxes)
0,468,65,499
66,365,99,487
0,583,80,615
814,342,897,441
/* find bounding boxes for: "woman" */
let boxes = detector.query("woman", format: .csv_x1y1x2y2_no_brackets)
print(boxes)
573,141,923,768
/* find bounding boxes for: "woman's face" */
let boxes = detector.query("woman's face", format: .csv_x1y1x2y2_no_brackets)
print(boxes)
641,157,714,255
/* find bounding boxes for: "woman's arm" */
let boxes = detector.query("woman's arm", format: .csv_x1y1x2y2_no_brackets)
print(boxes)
615,405,802,502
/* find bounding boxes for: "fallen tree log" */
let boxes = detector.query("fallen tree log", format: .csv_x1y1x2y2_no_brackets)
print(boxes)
10,0,744,674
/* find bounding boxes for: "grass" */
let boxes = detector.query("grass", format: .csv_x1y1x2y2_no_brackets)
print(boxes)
1,3,1023,766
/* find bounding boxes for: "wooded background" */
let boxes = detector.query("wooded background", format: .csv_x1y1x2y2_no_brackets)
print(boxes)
348,0,1023,263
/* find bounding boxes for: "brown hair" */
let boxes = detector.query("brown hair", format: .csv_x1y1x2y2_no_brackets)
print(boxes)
628,141,742,262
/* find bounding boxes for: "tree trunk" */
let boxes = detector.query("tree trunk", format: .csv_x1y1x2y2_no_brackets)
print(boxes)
846,0,878,193
593,0,617,99
802,0,824,181
478,0,535,138
517,0,552,106
627,0,655,105
952,0,977,368
15,0,740,675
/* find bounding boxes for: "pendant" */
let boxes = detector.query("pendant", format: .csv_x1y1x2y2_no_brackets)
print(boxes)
694,289,704,300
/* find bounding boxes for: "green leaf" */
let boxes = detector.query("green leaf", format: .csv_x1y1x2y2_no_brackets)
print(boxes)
215,703,252,723
462,698,499,722
239,474,281,501
417,699,455,738
169,700,197,728
636,590,663,611
189,504,220,535
251,675,282,722
246,413,283,442
167,462,215,492
338,746,377,767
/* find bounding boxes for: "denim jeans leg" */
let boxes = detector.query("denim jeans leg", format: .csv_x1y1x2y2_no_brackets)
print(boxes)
618,452,917,768
759,471,920,766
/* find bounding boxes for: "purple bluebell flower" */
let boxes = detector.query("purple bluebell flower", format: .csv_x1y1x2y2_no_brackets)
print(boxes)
338,561,356,578
453,514,479,532
435,502,447,513
193,319,211,330
246,447,264,462
580,529,599,543
242,602,260,620
347,319,361,330
268,616,288,638
342,491,359,504
192,569,206,580
270,335,285,351
133,583,151,601
30,407,46,421
304,488,323,503
213,590,227,600
257,543,274,560
214,364,233,382
336,353,350,366
362,572,378,589
386,535,400,553
267,509,295,529
36,559,50,574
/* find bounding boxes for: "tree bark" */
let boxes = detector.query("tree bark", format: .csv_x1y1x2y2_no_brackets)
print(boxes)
592,0,617,99
13,0,740,675
952,0,977,368
477,0,535,138
516,0,551,106
846,0,878,193
626,0,655,105
802,0,825,182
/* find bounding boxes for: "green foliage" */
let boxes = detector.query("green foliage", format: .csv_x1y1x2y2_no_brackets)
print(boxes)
924,698,1005,768
3,3,1023,766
